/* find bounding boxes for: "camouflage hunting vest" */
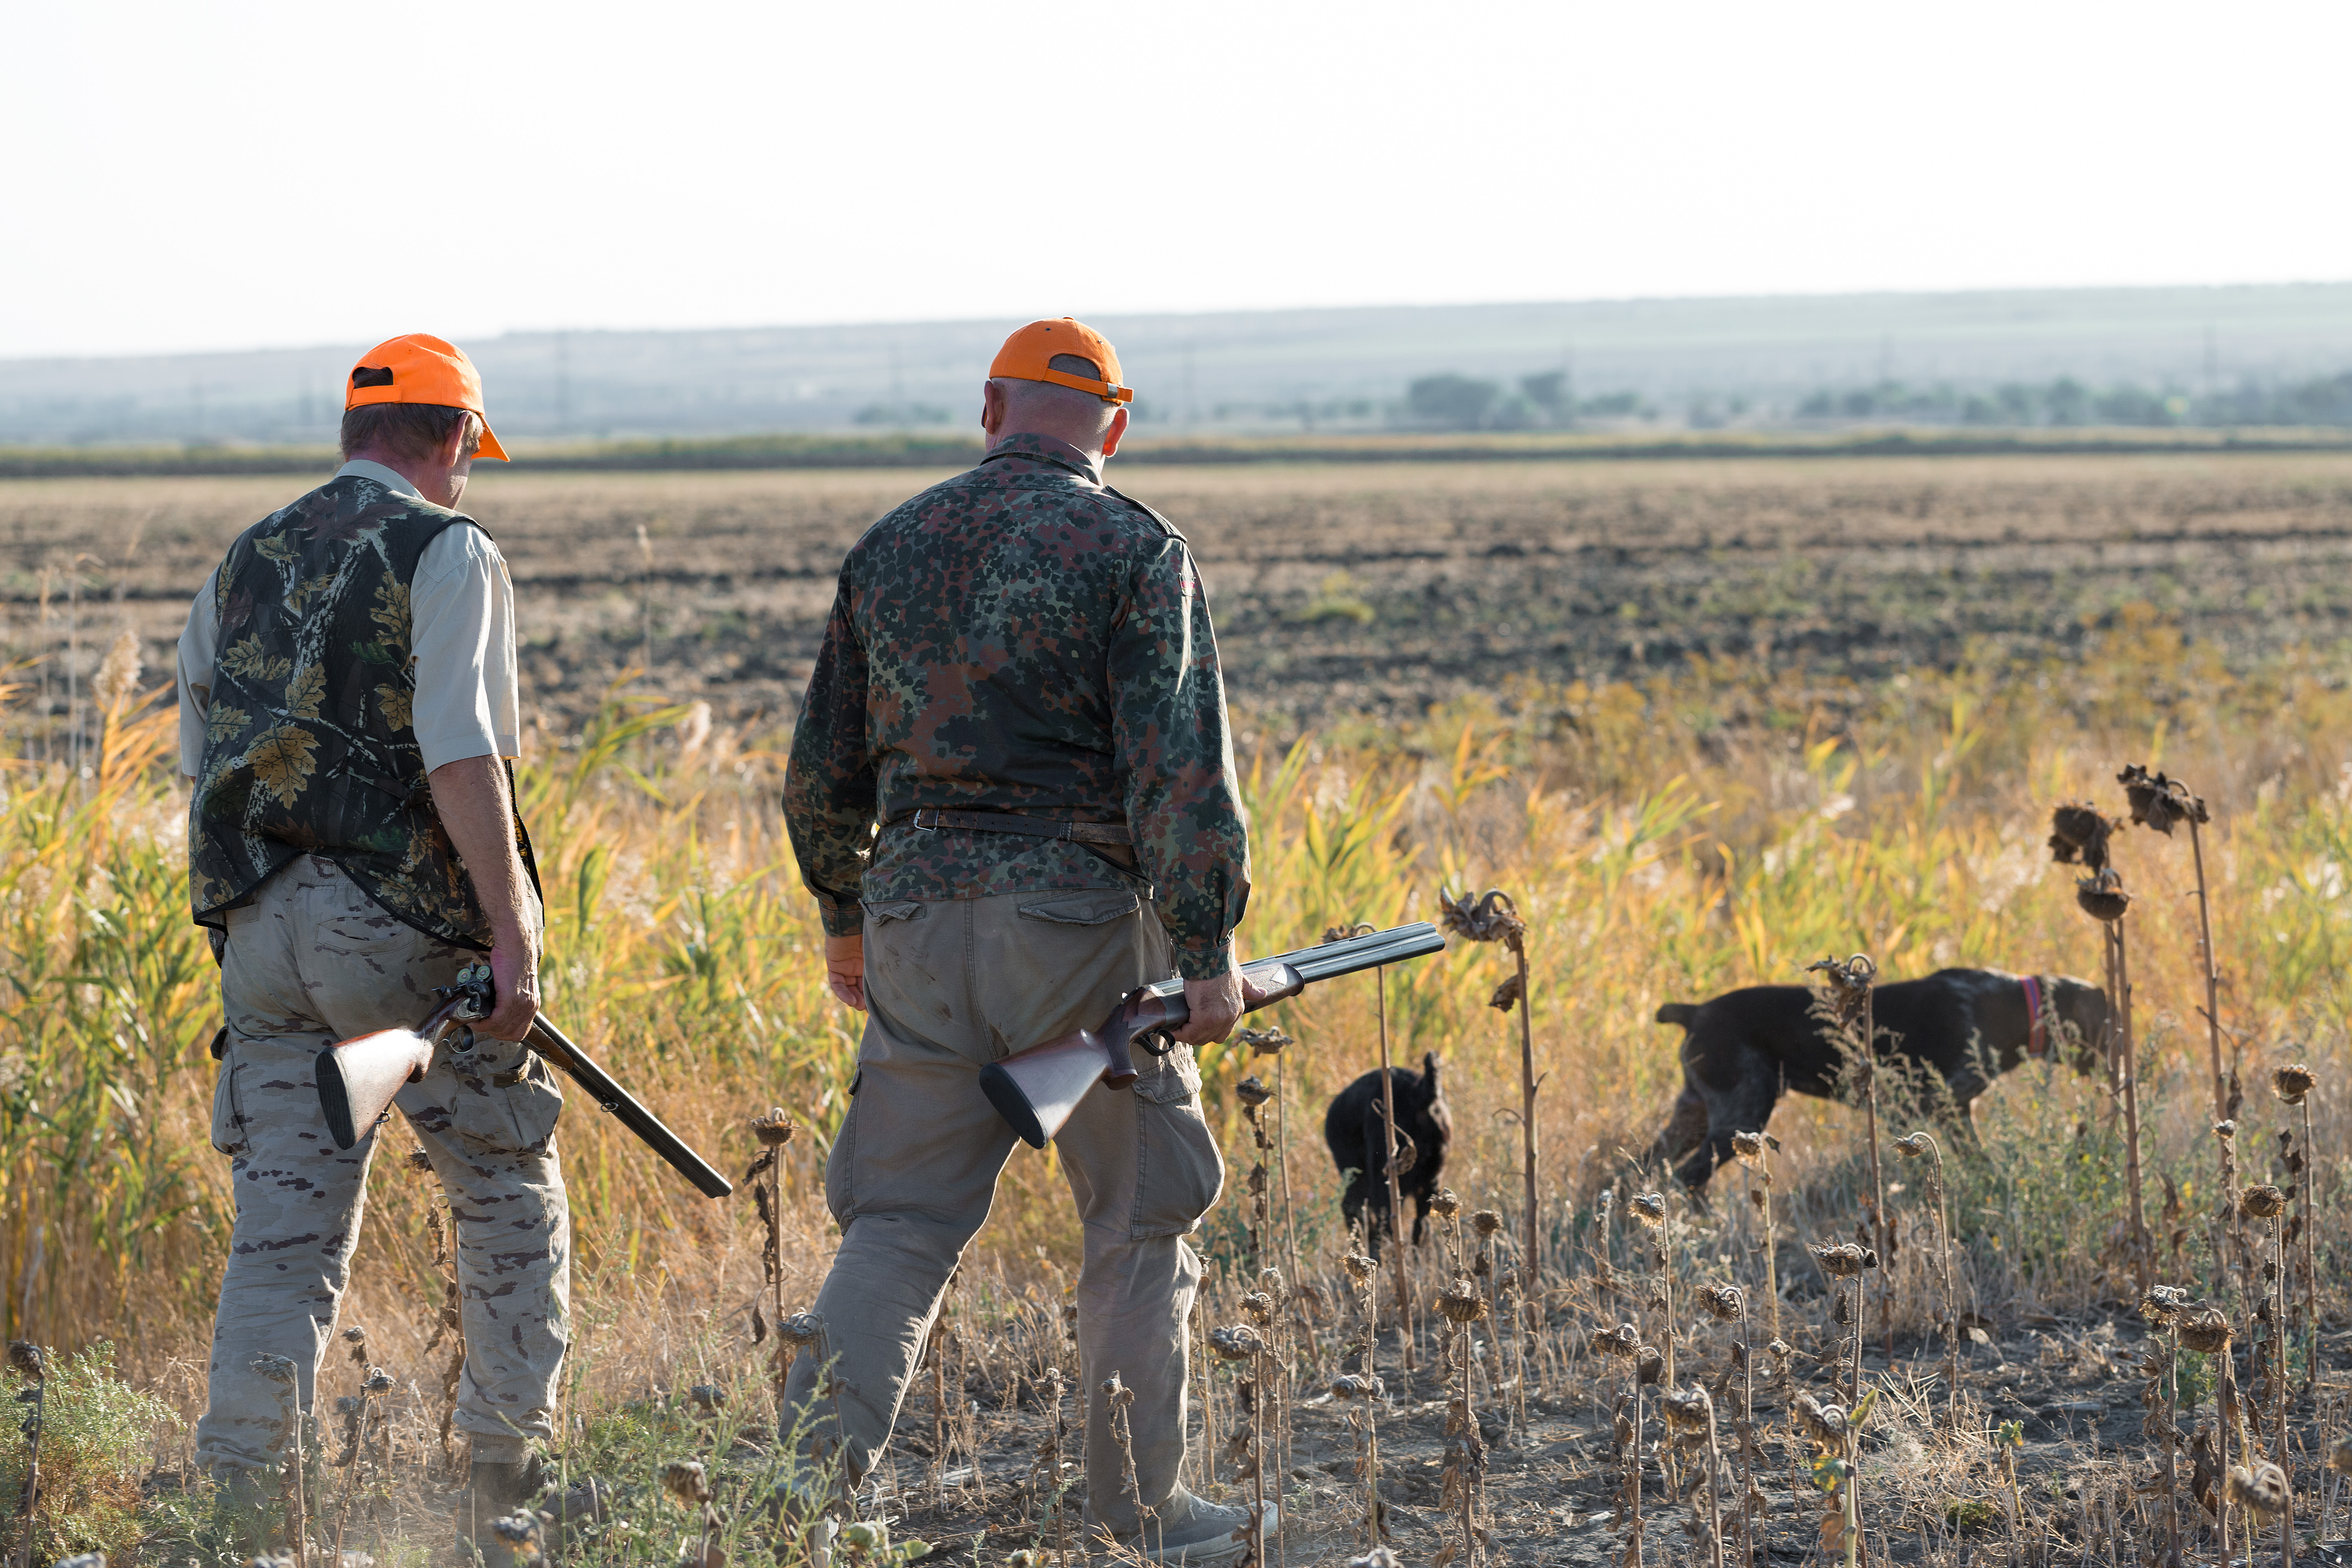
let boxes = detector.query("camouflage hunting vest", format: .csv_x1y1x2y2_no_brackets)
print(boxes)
189,473,539,950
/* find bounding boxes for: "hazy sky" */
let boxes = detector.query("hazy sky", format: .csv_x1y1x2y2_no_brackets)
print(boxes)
4,0,2345,360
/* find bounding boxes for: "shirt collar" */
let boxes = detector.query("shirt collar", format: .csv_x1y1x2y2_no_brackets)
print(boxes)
981,432,1105,486
336,459,423,499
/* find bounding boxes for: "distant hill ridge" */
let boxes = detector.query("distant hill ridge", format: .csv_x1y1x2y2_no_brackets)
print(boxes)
7,283,2352,447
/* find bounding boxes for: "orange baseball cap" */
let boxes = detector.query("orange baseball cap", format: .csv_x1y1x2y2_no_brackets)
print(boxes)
344,333,510,461
989,318,1132,404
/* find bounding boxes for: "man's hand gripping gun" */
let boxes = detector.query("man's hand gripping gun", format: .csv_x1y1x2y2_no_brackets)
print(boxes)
979,920,1447,1148
313,964,734,1198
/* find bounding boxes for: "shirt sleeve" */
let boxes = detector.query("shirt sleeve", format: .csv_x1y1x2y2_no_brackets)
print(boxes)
1108,535,1251,979
176,566,222,778
409,525,522,772
782,567,880,939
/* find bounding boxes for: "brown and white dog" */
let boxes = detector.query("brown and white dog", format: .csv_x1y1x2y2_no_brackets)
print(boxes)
1648,968,2107,1191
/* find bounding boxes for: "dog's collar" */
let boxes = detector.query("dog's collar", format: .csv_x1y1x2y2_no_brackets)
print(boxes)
2022,974,2049,1059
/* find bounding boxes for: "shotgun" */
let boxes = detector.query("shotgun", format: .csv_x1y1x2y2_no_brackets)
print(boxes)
314,964,733,1198
979,920,1447,1147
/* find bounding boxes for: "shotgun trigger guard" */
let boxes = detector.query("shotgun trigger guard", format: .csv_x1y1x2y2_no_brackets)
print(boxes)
1136,1031,1177,1058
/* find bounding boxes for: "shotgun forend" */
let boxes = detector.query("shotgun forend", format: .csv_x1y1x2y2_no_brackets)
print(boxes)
979,921,1447,1148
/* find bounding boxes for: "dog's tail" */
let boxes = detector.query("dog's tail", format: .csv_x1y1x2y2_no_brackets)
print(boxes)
1655,1002,1699,1029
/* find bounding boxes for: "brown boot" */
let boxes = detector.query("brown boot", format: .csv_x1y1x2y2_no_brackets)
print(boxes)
456,1456,547,1566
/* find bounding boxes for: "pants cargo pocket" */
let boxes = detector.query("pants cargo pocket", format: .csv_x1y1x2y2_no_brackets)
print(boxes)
445,1043,565,1154
1130,1094,1223,1241
209,1046,247,1156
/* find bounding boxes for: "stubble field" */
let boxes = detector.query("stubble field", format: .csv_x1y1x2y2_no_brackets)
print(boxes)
9,451,2352,744
0,452,2348,1568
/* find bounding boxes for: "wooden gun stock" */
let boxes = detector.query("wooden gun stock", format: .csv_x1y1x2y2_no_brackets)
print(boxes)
978,921,1447,1148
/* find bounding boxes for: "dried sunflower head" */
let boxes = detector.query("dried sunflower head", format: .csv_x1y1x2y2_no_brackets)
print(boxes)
2227,1462,2289,1517
752,1108,796,1147
1234,1026,1293,1056
1470,1209,1503,1237
1342,1252,1375,1286
661,1460,711,1505
1699,1283,1746,1322
2272,1064,2316,1107
1589,1322,1641,1358
1436,1278,1489,1323
2178,1309,2232,1355
1628,1192,1668,1229
1658,1388,1713,1434
1810,1242,1872,1279
1731,1131,1769,1165
2214,1119,2237,1141
2240,1184,2287,1220
364,1368,395,1394
1430,1187,1462,1219
1241,1291,1276,1323
7,1343,44,1380
1347,1548,1403,1568
1893,1133,1931,1160
2076,867,2131,923
2139,1285,2188,1327
1322,922,1376,945
1100,1371,1135,1407
1234,1076,1272,1108
778,1312,824,1347
1330,1373,1383,1401
1635,1346,1665,1386
1792,1393,1851,1446
1208,1325,1264,1361
2118,764,2207,835
1437,886,1526,946
2049,804,2114,869
688,1383,727,1414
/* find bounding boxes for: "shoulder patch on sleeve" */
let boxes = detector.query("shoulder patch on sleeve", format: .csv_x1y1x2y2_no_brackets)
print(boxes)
1101,485,1187,542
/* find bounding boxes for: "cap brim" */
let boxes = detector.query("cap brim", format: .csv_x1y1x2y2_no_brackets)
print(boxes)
475,423,510,463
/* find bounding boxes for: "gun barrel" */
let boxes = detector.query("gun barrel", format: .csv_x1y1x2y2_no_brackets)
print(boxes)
982,922,1447,1148
526,1017,734,1198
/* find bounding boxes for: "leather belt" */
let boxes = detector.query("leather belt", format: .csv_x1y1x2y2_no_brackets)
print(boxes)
902,808,1134,846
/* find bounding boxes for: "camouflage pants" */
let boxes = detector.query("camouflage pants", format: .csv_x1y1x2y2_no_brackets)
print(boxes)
782,887,1225,1531
195,856,569,1474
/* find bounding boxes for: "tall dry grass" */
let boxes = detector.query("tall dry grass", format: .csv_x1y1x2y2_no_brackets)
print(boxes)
0,608,2345,1428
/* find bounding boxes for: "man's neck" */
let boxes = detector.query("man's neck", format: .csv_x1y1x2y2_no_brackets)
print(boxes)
987,431,1105,481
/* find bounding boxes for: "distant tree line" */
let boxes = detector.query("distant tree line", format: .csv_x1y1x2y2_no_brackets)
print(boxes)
1403,372,1650,430
1798,371,2352,428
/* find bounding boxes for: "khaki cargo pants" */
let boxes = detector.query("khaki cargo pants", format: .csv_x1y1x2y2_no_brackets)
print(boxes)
195,856,569,1474
782,886,1224,1532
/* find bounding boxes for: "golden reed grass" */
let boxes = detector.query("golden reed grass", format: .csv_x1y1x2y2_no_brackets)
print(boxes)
0,609,2344,1432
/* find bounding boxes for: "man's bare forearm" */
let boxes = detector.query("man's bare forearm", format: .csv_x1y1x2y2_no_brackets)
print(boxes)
427,753,539,1037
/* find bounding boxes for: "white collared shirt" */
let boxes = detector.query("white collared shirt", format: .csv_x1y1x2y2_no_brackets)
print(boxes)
176,460,521,777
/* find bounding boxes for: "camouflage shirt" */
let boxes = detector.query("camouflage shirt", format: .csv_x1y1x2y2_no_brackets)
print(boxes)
782,433,1250,979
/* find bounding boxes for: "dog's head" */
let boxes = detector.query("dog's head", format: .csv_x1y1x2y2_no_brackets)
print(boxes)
2045,976,2109,1077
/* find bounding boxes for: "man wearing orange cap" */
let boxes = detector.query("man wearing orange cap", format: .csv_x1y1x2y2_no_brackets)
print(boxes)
782,320,1261,1562
175,334,566,1546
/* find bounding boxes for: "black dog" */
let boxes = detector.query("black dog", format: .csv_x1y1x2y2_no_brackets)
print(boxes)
1324,1052,1452,1255
1650,968,2106,1191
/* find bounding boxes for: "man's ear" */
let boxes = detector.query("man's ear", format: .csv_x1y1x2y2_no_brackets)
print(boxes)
1100,403,1131,458
438,414,472,471
980,380,1007,441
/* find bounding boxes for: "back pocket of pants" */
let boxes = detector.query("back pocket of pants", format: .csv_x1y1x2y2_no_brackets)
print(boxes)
1016,890,1142,926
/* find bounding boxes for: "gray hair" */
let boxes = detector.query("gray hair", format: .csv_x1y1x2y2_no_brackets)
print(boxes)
339,403,483,463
